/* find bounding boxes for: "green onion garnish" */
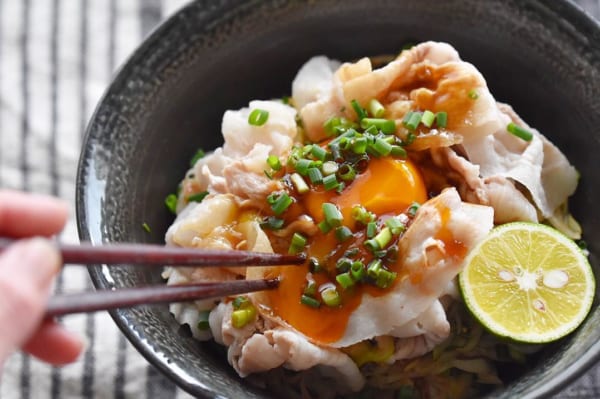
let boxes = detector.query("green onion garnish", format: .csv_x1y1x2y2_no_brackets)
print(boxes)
407,202,420,217
344,247,359,258
187,191,209,203
301,294,321,308
288,232,307,254
372,137,393,156
271,192,293,216
318,220,332,234
307,167,323,184
323,174,340,191
374,227,392,249
309,257,322,273
248,109,269,126
367,259,383,279
366,221,377,238
506,122,533,141
189,148,205,167
364,238,380,252
142,223,151,233
336,257,352,272
351,136,368,154
468,89,479,100
304,277,318,296
404,111,422,131
375,269,397,289
351,261,365,281
165,194,178,214
197,310,211,330
351,99,367,120
261,216,284,230
290,173,309,194
360,118,396,134
385,217,405,235
320,284,341,307
323,117,341,136
321,161,339,176
336,272,355,290
435,112,447,128
322,203,343,227
295,159,313,175
335,226,353,242
421,110,436,128
233,296,250,309
338,164,356,181
351,205,374,224
404,132,416,145
267,155,282,171
390,145,407,158
231,308,255,328
368,99,386,118
311,145,328,161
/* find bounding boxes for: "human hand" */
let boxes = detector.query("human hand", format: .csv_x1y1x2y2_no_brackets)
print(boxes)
0,190,83,370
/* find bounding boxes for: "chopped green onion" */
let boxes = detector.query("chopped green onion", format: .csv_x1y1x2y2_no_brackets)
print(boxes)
307,167,323,184
233,296,250,309
374,227,392,249
390,145,407,158
197,310,211,330
336,257,353,272
507,122,533,141
189,148,205,166
403,111,422,131
338,164,356,181
335,226,353,242
295,159,313,175
375,269,397,289
291,173,309,194
368,99,386,118
318,220,332,234
336,181,346,193
351,99,367,120
404,132,416,145
281,96,291,105
367,259,383,278
231,308,255,328
323,174,340,191
372,137,393,156
344,247,360,258
289,232,307,254
320,284,342,307
366,221,377,238
311,145,328,161
435,112,447,128
322,161,339,176
187,191,209,203
267,155,282,171
264,170,273,180
165,194,178,214
373,249,388,258
351,136,368,154
421,110,436,128
271,193,293,216
301,294,321,308
352,205,374,224
248,109,269,126
322,203,343,227
407,202,420,217
142,223,151,233
261,216,284,230
324,117,342,136
468,89,479,100
336,272,355,290
350,261,365,281
364,238,380,252
304,277,318,296
361,118,396,134
385,217,405,235
309,257,323,273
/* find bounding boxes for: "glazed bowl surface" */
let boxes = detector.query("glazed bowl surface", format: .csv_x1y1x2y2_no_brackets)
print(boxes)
76,1,600,397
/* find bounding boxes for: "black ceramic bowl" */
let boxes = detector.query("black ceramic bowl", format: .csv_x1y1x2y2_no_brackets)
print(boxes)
76,1,600,398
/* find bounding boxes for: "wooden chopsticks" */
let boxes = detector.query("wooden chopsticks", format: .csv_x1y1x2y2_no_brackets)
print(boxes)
0,238,306,267
0,238,304,318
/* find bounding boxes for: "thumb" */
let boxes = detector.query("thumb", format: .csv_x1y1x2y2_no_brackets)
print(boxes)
0,238,62,361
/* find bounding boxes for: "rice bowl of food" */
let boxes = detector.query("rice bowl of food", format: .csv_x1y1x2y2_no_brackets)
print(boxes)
76,1,600,398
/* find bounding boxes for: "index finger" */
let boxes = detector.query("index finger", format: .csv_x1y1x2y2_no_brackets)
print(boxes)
0,190,68,238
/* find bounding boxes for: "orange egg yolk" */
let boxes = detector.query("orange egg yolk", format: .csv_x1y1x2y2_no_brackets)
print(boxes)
264,156,428,344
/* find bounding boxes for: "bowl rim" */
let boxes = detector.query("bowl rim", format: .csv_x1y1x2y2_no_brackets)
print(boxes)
75,0,600,398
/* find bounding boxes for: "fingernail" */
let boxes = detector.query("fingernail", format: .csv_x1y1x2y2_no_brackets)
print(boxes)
11,238,62,288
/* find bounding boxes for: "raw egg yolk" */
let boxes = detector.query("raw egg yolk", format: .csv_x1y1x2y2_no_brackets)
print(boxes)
304,156,427,228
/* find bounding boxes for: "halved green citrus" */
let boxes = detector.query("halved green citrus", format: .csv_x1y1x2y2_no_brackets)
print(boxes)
459,222,595,343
